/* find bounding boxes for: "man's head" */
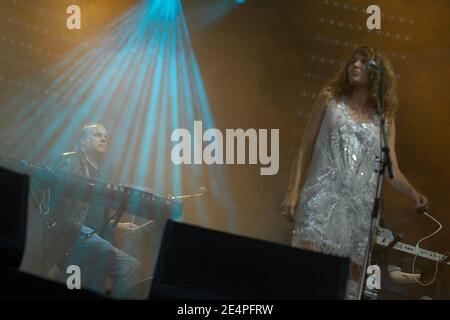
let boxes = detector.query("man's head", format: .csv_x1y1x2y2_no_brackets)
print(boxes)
78,123,108,158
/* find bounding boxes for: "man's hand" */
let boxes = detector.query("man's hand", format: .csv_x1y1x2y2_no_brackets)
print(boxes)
117,222,139,232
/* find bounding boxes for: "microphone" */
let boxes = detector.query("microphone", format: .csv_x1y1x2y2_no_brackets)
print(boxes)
366,59,384,116
366,59,382,74
169,186,208,200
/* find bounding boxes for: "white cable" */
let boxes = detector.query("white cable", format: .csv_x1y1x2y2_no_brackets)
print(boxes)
412,211,442,286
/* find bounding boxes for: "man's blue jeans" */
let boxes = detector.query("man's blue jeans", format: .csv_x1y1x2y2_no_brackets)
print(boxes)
64,225,141,298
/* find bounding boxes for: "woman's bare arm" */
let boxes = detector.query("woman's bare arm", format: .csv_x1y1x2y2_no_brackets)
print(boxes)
282,91,329,220
386,119,429,210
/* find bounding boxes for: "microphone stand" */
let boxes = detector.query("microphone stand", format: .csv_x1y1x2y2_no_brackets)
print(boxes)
168,190,207,200
357,68,394,299
167,186,208,200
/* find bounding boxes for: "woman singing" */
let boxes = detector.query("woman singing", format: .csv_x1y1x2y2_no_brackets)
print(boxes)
281,46,428,299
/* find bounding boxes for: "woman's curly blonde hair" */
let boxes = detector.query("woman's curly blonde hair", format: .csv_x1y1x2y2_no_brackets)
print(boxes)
325,46,398,124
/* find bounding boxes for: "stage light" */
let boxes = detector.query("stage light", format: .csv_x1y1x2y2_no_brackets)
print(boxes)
0,0,238,231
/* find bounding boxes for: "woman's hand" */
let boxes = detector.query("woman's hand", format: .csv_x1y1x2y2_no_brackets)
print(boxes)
410,189,429,212
281,191,299,221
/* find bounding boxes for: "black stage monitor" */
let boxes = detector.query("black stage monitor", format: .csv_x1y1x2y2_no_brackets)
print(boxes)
0,166,29,268
150,220,350,300
0,264,107,299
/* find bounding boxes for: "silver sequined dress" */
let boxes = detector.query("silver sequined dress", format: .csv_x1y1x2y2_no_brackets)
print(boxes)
292,98,381,267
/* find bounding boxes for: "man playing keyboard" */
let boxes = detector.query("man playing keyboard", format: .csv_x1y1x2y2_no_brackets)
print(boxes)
50,123,141,298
